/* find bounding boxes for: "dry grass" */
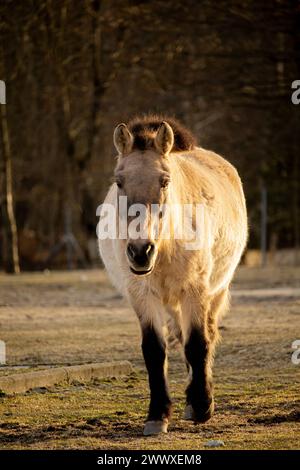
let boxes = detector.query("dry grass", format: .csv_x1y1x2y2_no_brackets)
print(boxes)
0,267,299,449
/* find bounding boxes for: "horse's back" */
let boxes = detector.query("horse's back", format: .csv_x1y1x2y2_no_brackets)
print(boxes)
175,146,248,293
178,147,245,204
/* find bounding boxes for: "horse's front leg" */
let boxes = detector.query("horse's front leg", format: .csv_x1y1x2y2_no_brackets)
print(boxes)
181,290,215,423
131,295,172,435
141,322,172,435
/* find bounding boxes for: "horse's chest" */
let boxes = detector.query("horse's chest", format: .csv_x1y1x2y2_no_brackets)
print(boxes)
150,274,183,307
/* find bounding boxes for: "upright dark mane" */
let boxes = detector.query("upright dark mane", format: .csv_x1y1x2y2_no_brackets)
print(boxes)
127,114,197,152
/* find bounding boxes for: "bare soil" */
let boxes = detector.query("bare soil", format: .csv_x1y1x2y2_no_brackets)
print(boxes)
0,266,299,449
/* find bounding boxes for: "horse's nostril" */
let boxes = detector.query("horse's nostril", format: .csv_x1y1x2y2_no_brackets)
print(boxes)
127,243,136,259
146,243,155,256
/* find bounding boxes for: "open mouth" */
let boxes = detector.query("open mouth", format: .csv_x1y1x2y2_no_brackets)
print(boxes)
130,266,153,276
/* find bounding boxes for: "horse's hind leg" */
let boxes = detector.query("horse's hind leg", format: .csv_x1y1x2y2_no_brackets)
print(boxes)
207,288,230,346
166,306,191,373
184,327,214,422
166,305,183,347
182,288,229,422
181,290,214,423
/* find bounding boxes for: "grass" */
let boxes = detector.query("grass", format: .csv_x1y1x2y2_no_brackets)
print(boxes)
0,267,299,449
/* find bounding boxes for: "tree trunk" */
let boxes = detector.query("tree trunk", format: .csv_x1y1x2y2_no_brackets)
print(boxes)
82,0,103,169
0,102,20,273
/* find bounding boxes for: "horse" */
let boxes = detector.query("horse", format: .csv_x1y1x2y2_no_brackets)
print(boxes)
98,115,247,436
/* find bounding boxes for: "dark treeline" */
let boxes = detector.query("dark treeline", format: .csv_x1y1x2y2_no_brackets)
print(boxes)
0,0,299,270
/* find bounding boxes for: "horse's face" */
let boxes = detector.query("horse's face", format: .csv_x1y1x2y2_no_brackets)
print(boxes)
113,121,174,276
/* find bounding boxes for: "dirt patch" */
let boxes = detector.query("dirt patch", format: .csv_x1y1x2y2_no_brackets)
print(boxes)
248,410,300,425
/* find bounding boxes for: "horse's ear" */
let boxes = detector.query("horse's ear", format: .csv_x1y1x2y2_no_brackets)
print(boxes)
113,123,133,156
154,121,174,156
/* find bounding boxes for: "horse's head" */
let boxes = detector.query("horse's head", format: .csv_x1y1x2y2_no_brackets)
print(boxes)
113,120,174,276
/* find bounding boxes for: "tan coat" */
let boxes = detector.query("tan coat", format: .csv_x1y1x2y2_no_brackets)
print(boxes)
98,116,248,435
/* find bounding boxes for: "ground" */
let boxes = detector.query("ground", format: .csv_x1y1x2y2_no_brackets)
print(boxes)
0,267,299,450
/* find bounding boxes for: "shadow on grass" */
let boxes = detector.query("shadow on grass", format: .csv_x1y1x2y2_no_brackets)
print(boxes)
0,417,146,445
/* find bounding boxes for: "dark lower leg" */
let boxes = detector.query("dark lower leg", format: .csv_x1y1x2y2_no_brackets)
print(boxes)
184,326,214,422
142,325,172,421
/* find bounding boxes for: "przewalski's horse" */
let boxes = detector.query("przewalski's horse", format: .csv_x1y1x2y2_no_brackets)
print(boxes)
98,115,247,436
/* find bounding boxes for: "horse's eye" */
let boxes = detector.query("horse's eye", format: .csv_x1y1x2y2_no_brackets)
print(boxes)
116,180,123,189
160,178,169,189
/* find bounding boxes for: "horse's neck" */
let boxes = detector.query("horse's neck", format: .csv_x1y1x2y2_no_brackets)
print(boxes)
169,154,194,204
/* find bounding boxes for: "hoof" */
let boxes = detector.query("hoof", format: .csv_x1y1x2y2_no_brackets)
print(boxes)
183,404,194,420
143,419,168,436
183,401,214,423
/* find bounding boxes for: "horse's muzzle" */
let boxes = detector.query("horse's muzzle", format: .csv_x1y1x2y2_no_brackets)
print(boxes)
127,241,155,275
